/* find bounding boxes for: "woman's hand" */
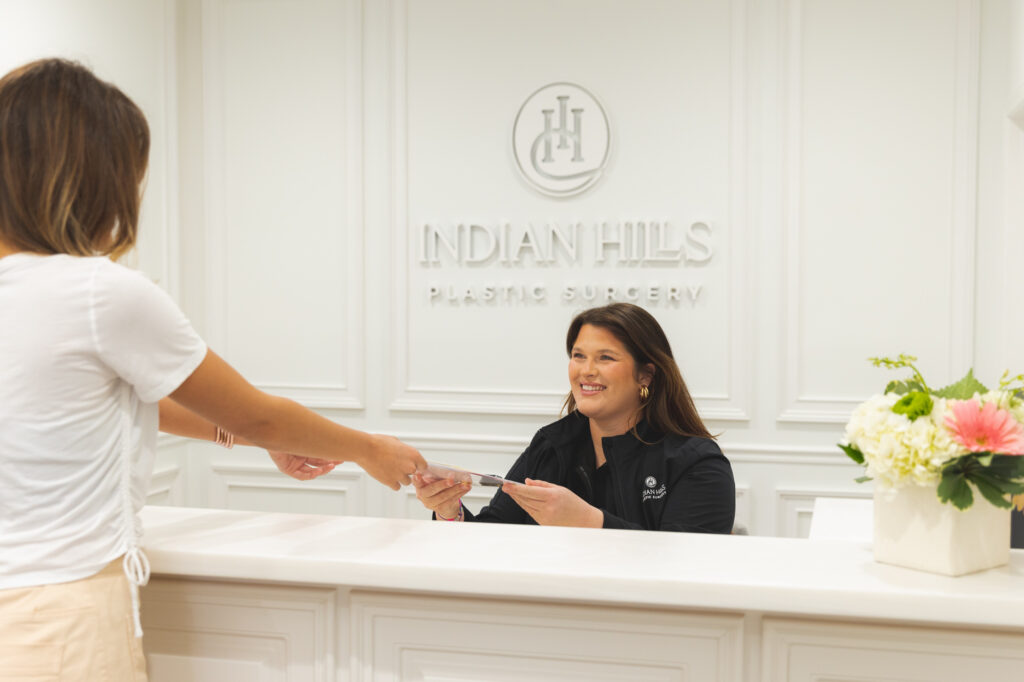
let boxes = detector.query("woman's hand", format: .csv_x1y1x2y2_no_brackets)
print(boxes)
353,434,427,491
413,473,470,520
502,479,604,528
268,451,337,480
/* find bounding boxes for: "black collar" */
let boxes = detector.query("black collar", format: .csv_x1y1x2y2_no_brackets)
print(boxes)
539,411,663,452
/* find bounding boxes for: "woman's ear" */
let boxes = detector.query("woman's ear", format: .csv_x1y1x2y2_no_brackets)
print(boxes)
639,363,655,386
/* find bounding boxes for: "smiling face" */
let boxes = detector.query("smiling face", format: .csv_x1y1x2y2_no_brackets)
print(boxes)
568,324,652,434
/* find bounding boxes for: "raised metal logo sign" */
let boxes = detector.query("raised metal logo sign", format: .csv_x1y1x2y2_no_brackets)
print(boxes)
512,82,611,197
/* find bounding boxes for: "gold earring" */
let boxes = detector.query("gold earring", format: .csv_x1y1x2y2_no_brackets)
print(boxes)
639,385,650,402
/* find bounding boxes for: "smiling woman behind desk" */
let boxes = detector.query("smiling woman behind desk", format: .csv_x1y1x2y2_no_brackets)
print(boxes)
413,303,736,532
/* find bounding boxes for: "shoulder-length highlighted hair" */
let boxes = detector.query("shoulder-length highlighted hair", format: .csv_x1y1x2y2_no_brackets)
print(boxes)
0,58,149,260
562,303,713,440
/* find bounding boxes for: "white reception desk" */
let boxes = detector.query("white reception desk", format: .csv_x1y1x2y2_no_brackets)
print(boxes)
139,506,1024,681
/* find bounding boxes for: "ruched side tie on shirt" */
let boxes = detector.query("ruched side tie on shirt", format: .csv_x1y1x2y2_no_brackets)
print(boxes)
118,384,151,637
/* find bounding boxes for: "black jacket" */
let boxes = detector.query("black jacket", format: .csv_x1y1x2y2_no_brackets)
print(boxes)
465,412,735,533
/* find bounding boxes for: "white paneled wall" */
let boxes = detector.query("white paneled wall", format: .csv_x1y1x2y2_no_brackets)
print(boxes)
6,0,1023,537
199,0,365,409
0,0,179,297
777,0,977,422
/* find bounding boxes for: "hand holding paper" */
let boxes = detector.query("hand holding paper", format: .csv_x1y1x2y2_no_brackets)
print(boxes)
413,472,471,520
502,478,604,528
413,461,518,521
418,461,508,487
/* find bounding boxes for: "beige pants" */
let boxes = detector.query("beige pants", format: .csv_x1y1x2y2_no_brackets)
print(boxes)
0,557,148,681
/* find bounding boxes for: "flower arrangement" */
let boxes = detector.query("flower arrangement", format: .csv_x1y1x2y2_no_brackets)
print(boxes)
840,355,1024,511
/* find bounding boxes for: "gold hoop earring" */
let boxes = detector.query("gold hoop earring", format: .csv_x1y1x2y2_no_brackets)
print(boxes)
639,385,650,402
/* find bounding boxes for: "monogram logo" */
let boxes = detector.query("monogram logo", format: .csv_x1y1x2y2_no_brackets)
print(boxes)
512,83,610,197
642,476,666,502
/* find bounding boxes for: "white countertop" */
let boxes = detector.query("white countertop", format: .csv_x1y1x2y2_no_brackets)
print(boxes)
140,506,1024,630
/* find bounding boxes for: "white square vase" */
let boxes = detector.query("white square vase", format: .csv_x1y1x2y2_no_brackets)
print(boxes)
873,484,1011,576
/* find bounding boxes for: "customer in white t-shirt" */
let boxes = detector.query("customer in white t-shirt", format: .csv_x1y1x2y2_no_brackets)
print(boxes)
0,58,426,681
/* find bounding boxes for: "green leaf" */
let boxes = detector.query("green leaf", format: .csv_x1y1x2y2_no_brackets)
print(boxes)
933,369,988,400
979,454,1024,481
968,475,1014,509
937,469,974,510
976,453,994,467
971,468,1024,496
854,475,873,484
885,379,925,395
839,443,865,465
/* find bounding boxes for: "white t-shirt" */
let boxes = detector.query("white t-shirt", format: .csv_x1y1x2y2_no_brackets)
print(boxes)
0,253,207,589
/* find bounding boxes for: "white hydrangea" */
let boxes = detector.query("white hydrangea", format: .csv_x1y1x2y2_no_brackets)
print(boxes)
843,394,962,490
981,390,1024,425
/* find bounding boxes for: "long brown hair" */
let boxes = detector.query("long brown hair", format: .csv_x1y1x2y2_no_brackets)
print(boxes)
0,58,149,260
562,303,713,440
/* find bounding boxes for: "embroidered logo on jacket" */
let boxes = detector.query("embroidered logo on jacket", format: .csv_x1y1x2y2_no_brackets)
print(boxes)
642,476,666,502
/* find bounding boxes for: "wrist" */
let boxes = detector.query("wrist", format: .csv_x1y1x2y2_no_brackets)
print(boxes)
436,501,464,522
350,432,378,468
214,426,234,449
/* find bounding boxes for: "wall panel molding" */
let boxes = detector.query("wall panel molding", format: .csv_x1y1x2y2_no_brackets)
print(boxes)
395,432,527,456
351,591,743,682
762,617,1024,680
734,485,752,532
159,0,180,301
392,432,858,467
775,487,871,539
1011,84,1024,131
200,0,364,410
386,0,752,420
143,579,336,682
208,462,368,514
777,0,980,425
147,464,185,506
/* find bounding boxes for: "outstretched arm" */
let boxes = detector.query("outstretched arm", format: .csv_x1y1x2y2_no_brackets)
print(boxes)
158,397,337,481
168,349,425,490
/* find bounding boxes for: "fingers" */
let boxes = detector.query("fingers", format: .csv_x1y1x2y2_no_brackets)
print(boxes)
503,483,552,503
394,440,426,488
506,488,542,517
418,479,470,507
503,484,539,507
298,460,335,471
416,475,463,498
419,488,469,517
298,461,336,480
409,452,428,473
270,452,338,481
430,481,470,507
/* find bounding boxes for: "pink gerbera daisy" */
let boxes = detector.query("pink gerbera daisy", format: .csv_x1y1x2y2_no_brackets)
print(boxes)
944,399,1024,455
